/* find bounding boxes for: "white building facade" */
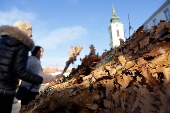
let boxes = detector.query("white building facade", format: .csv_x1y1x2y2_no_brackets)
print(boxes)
108,6,125,48
43,68,70,77
143,0,170,30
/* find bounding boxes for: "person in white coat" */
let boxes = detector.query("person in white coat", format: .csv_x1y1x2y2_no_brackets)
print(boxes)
20,46,61,106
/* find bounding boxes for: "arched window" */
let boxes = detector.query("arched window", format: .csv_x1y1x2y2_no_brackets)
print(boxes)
164,8,170,20
153,18,157,26
117,30,120,37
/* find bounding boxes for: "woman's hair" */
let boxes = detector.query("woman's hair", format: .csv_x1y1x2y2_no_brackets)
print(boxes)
31,46,43,56
13,20,32,30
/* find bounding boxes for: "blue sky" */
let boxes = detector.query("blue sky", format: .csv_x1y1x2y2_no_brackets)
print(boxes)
0,0,166,70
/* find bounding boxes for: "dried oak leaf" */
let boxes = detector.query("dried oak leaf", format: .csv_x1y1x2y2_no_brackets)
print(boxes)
90,76,96,84
144,47,165,57
136,76,142,82
105,65,111,70
137,57,147,65
54,90,71,105
115,84,140,112
93,67,109,79
141,67,158,87
139,35,150,48
104,99,112,108
155,67,163,73
72,90,99,111
85,103,99,110
117,74,132,90
151,53,169,66
112,91,121,106
131,85,142,112
156,82,170,113
105,79,114,97
162,67,170,82
139,91,158,113
83,74,92,81
115,64,122,71
125,61,135,69
152,72,159,80
118,55,126,66
109,67,116,75
133,45,139,53
68,46,83,57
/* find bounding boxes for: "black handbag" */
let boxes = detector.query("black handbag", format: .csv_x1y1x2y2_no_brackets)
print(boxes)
15,84,34,100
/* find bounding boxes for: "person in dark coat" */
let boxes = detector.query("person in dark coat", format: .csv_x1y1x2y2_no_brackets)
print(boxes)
0,21,52,113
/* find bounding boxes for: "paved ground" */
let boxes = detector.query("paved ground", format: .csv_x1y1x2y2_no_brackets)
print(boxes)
12,98,21,113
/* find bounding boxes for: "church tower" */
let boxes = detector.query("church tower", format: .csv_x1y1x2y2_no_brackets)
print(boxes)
108,5,125,48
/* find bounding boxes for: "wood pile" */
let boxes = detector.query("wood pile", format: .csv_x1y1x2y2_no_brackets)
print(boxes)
20,21,170,113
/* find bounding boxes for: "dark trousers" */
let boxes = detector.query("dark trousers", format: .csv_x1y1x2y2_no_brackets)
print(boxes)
21,91,39,105
0,89,15,113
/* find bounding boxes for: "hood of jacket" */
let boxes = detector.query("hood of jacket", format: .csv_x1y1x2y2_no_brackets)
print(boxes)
0,25,35,51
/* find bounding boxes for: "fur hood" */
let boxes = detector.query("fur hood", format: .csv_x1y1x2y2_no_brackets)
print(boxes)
0,25,35,51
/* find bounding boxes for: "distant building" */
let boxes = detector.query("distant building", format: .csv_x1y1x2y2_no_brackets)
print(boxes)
43,68,71,77
108,5,125,48
143,0,170,30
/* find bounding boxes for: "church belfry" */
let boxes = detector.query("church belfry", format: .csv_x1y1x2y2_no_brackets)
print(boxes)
108,5,125,48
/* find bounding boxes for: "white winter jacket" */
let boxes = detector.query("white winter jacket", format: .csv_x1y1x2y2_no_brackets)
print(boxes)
21,56,52,92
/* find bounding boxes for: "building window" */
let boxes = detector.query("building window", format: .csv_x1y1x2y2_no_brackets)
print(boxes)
153,18,157,26
117,30,119,37
164,8,170,20
144,26,148,30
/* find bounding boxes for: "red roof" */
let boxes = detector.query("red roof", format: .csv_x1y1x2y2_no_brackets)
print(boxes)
43,68,71,73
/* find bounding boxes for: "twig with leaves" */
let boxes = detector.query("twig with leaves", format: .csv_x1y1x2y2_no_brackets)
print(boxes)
61,46,83,76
